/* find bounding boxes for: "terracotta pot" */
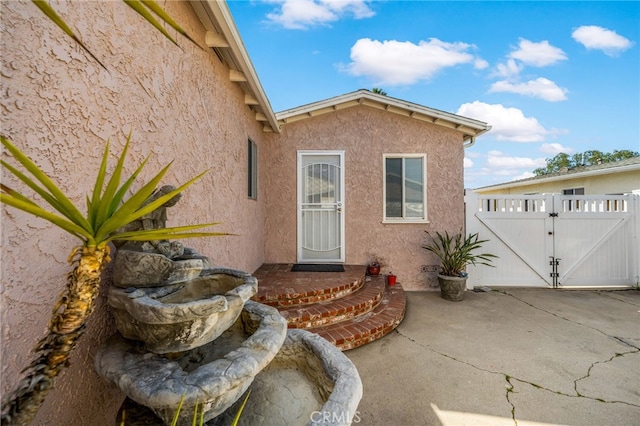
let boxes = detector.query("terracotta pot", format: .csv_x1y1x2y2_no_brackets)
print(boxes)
367,264,380,276
437,274,467,301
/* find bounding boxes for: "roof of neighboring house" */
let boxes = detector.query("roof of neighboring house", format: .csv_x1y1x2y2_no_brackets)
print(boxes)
276,89,492,142
192,2,491,140
475,156,640,192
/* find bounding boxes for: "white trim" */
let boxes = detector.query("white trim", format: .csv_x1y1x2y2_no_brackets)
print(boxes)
277,90,491,142
382,153,428,223
475,162,640,192
192,1,280,133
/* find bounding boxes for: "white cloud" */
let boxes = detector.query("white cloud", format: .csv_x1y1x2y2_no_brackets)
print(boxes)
572,25,633,56
343,38,478,85
508,39,567,67
491,59,523,79
540,143,573,155
489,78,568,102
265,0,375,29
464,157,474,168
489,40,568,102
457,101,549,142
474,58,489,70
486,152,546,169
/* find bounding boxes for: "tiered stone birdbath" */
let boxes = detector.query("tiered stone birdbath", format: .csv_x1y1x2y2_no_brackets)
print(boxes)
94,187,362,425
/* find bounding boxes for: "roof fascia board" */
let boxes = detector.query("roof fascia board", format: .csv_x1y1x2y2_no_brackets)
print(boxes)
475,163,640,192
191,0,280,133
276,90,491,138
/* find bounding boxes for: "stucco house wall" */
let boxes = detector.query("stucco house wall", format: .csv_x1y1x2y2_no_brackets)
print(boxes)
1,1,267,424
263,105,466,290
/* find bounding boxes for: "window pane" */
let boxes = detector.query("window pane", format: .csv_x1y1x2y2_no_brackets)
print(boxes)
404,158,423,218
248,140,257,199
385,158,402,217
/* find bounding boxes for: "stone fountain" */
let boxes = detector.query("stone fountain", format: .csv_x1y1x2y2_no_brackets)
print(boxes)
94,187,362,425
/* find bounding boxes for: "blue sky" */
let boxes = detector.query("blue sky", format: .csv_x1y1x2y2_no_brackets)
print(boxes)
227,0,639,189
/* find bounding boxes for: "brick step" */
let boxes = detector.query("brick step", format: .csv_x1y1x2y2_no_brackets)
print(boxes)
278,275,386,329
252,264,407,351
309,281,406,351
252,264,364,307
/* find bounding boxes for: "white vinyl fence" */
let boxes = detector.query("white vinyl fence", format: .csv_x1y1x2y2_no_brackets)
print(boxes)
465,191,640,288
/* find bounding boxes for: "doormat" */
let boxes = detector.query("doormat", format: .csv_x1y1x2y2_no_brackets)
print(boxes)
291,264,345,272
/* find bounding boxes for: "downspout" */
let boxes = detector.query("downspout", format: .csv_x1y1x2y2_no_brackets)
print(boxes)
463,135,476,148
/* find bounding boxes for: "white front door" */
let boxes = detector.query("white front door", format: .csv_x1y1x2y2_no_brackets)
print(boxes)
297,151,345,263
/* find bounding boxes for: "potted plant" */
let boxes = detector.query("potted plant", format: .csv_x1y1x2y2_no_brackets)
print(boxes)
366,253,386,276
422,230,497,301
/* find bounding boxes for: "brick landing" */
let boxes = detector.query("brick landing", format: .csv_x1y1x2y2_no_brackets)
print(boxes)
252,264,406,351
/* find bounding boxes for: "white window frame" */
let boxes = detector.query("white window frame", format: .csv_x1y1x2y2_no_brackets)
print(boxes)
382,153,428,223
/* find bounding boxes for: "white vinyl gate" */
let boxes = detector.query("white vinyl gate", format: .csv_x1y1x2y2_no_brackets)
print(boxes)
465,192,640,288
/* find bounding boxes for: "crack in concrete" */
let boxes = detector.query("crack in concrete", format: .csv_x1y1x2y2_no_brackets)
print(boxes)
496,289,638,350
597,289,640,308
395,312,640,426
504,375,517,426
495,289,640,406
573,349,640,404
395,329,521,424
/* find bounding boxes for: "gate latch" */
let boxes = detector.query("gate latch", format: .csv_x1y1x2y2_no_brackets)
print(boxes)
549,212,559,217
549,256,561,288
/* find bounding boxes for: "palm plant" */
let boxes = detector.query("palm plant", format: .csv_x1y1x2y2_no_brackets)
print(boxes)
423,230,497,277
0,134,228,425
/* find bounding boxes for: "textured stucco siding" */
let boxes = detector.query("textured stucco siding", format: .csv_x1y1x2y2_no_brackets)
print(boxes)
1,1,266,424
264,106,465,290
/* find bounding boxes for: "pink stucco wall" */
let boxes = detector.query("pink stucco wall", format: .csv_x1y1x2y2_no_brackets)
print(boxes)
263,106,466,291
1,1,266,423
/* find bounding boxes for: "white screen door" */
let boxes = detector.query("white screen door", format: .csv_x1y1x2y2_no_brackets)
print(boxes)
297,151,345,263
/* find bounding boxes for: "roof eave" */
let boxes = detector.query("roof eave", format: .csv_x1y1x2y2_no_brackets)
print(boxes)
191,0,280,133
475,163,640,192
276,89,491,140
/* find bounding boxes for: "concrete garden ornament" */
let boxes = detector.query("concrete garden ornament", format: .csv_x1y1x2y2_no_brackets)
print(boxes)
423,230,497,301
94,185,363,425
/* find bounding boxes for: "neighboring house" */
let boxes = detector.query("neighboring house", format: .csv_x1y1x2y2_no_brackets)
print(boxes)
1,1,489,424
474,156,640,196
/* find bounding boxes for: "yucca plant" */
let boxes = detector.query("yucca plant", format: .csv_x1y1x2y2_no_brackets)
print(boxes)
0,134,228,425
423,230,497,277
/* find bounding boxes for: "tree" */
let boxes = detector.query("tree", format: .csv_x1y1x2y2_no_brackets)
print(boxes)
533,149,639,176
372,88,388,96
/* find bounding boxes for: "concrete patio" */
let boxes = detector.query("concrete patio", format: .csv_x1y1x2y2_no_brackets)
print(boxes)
346,288,640,426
